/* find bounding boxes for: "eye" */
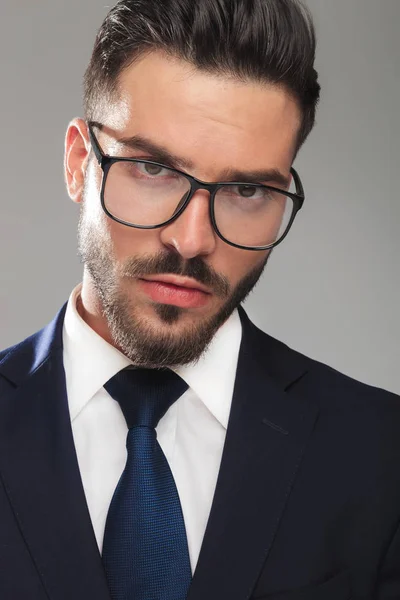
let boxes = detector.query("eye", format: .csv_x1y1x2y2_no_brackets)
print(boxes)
232,185,269,200
236,185,259,198
140,163,167,176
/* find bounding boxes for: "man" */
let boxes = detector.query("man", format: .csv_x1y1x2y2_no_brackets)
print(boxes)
1,0,399,598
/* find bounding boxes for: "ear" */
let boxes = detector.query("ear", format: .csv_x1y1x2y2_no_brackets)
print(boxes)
64,118,91,204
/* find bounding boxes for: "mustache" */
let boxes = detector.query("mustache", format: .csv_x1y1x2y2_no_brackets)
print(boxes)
121,251,230,298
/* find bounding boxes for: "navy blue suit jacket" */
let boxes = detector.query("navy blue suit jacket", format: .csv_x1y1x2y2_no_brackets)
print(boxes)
1,304,400,599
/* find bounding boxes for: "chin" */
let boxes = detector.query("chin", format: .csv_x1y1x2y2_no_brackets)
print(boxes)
151,303,195,326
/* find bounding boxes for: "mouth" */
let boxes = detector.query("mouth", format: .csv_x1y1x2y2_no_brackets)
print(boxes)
138,275,211,309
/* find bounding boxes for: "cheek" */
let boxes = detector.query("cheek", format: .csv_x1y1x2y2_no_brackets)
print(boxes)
107,220,162,262
212,243,269,287
83,163,162,263
82,163,109,234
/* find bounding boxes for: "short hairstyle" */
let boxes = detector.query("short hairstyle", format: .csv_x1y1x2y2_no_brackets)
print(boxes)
84,0,320,155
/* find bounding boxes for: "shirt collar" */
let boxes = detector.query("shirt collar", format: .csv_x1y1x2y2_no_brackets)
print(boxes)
174,311,242,429
63,284,242,429
63,285,132,421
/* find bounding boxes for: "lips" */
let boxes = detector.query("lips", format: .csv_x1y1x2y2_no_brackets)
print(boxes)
141,274,210,294
138,276,210,309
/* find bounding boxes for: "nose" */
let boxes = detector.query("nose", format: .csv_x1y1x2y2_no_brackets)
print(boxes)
159,190,217,259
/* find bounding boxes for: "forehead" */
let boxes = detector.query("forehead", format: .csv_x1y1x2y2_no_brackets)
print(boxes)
105,51,301,179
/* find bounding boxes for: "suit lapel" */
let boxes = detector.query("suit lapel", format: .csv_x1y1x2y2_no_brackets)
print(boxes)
187,307,319,600
0,307,111,600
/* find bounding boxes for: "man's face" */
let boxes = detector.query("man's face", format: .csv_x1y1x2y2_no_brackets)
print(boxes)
67,51,301,367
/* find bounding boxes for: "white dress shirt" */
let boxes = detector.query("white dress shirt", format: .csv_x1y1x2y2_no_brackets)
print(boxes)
62,284,242,573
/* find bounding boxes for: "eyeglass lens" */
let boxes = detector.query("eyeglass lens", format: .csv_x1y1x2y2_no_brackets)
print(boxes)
103,160,295,248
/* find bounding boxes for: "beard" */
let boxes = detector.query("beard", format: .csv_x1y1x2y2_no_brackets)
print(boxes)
77,202,271,368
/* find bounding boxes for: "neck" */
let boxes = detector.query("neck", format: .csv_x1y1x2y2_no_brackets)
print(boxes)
78,271,115,347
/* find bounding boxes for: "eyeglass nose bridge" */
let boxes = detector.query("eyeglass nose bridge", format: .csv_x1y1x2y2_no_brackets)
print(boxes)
167,174,221,225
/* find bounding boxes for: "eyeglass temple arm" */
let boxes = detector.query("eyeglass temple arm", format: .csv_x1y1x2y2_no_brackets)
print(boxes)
87,121,104,166
290,167,305,198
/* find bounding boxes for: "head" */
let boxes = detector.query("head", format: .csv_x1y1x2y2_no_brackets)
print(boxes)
64,0,320,368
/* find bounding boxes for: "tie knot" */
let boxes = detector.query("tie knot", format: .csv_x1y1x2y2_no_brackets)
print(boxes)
104,367,188,429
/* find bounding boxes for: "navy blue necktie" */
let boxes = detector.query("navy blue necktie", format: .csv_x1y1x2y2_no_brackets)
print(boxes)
102,367,192,600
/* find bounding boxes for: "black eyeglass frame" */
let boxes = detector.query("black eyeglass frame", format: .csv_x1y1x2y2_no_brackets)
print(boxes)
87,121,305,251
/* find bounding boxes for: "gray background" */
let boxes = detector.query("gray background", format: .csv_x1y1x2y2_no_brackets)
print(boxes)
0,0,399,394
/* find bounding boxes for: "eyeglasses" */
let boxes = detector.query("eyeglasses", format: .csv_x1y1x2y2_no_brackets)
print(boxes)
87,122,305,251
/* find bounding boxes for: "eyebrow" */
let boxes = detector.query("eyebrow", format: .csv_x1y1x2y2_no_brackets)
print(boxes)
117,134,291,188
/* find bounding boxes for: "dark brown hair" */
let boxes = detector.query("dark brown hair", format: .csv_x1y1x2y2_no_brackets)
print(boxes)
84,0,320,154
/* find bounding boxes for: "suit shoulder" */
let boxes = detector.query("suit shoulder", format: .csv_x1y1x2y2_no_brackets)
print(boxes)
252,320,400,408
0,330,46,387
0,304,67,385
300,347,399,407
0,336,33,362
0,344,16,362
0,327,45,362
